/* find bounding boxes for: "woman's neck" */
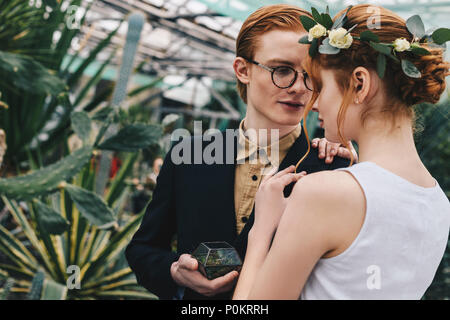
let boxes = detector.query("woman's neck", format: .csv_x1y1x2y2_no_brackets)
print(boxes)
355,116,434,187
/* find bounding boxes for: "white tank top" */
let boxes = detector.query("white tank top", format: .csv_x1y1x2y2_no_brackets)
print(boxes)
300,162,450,300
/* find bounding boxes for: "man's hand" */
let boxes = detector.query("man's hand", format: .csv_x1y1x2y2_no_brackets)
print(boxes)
312,138,358,164
170,254,239,297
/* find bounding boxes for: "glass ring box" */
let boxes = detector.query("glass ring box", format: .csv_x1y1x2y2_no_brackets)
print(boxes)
191,241,243,280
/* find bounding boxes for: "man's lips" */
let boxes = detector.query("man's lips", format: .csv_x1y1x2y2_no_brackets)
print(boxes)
278,101,304,108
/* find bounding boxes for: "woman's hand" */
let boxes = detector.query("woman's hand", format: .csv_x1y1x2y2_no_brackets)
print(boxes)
252,165,306,237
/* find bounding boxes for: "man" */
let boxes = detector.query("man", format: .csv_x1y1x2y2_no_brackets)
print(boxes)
125,4,353,300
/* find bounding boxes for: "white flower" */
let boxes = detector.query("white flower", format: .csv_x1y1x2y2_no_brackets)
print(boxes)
328,27,353,49
308,24,327,41
393,38,410,52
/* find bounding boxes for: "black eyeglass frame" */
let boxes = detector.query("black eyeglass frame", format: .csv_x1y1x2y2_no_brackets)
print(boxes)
244,58,313,91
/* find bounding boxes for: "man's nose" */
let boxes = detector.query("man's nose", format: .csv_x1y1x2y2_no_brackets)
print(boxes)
286,73,308,94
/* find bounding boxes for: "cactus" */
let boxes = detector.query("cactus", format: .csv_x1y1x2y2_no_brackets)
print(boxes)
71,111,92,145
0,146,93,199
64,184,117,229
95,12,145,195
0,277,14,300
27,269,45,300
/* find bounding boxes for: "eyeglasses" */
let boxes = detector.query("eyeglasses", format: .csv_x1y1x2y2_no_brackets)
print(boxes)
245,59,313,91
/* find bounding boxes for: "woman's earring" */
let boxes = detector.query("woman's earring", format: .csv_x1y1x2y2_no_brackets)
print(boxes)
355,98,359,104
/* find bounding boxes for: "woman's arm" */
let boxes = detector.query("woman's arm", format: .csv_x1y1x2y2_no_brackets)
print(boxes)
233,171,365,299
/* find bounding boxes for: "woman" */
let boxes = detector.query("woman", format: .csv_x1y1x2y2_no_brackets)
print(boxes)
232,4,450,299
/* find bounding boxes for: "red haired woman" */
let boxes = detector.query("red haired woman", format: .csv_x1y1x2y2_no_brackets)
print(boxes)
233,4,450,300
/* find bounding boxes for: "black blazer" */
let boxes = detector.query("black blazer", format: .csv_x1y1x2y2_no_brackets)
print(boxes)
125,129,350,300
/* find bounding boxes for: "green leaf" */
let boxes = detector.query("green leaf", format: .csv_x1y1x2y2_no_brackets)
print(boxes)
300,15,317,32
92,106,116,122
321,13,333,30
370,42,399,63
64,184,117,229
431,28,450,45
369,41,391,55
0,146,93,200
41,278,68,300
27,270,45,300
298,35,311,44
332,5,352,29
98,123,163,152
0,51,66,96
410,46,431,56
376,54,386,79
401,59,421,78
309,38,319,57
71,111,92,145
360,30,379,43
318,38,340,54
406,15,426,39
311,7,323,25
33,200,70,235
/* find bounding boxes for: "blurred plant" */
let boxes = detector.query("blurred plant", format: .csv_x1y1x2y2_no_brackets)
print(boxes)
415,99,450,300
0,109,163,299
0,0,123,174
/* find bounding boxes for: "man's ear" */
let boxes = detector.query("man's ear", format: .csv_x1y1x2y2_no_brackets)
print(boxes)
352,66,376,104
233,57,250,84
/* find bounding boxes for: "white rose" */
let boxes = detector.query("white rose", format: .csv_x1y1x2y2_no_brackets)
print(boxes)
393,38,410,52
328,27,353,49
308,24,327,42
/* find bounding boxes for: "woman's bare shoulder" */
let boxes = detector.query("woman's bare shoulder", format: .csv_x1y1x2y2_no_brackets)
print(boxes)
291,170,363,205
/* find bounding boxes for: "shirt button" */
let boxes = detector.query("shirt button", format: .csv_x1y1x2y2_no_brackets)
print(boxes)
252,175,258,181
241,216,248,223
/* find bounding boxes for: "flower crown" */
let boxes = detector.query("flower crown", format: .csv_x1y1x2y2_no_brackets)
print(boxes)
298,5,450,79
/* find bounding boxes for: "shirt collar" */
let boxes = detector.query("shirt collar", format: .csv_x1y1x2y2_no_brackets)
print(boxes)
236,118,301,165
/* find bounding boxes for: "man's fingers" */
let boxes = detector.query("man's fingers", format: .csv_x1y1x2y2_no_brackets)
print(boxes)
179,254,198,271
209,270,239,291
318,139,327,158
325,142,334,163
311,138,320,148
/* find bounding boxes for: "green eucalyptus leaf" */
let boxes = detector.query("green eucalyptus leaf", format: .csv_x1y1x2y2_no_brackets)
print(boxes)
401,59,421,78
318,38,340,54
321,13,333,30
64,184,117,228
376,54,386,79
309,38,319,57
410,46,431,56
311,7,323,25
332,5,352,29
71,111,92,145
370,41,391,55
406,15,426,39
360,30,379,43
431,28,450,45
34,200,70,235
299,35,311,44
300,15,317,32
98,123,163,152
